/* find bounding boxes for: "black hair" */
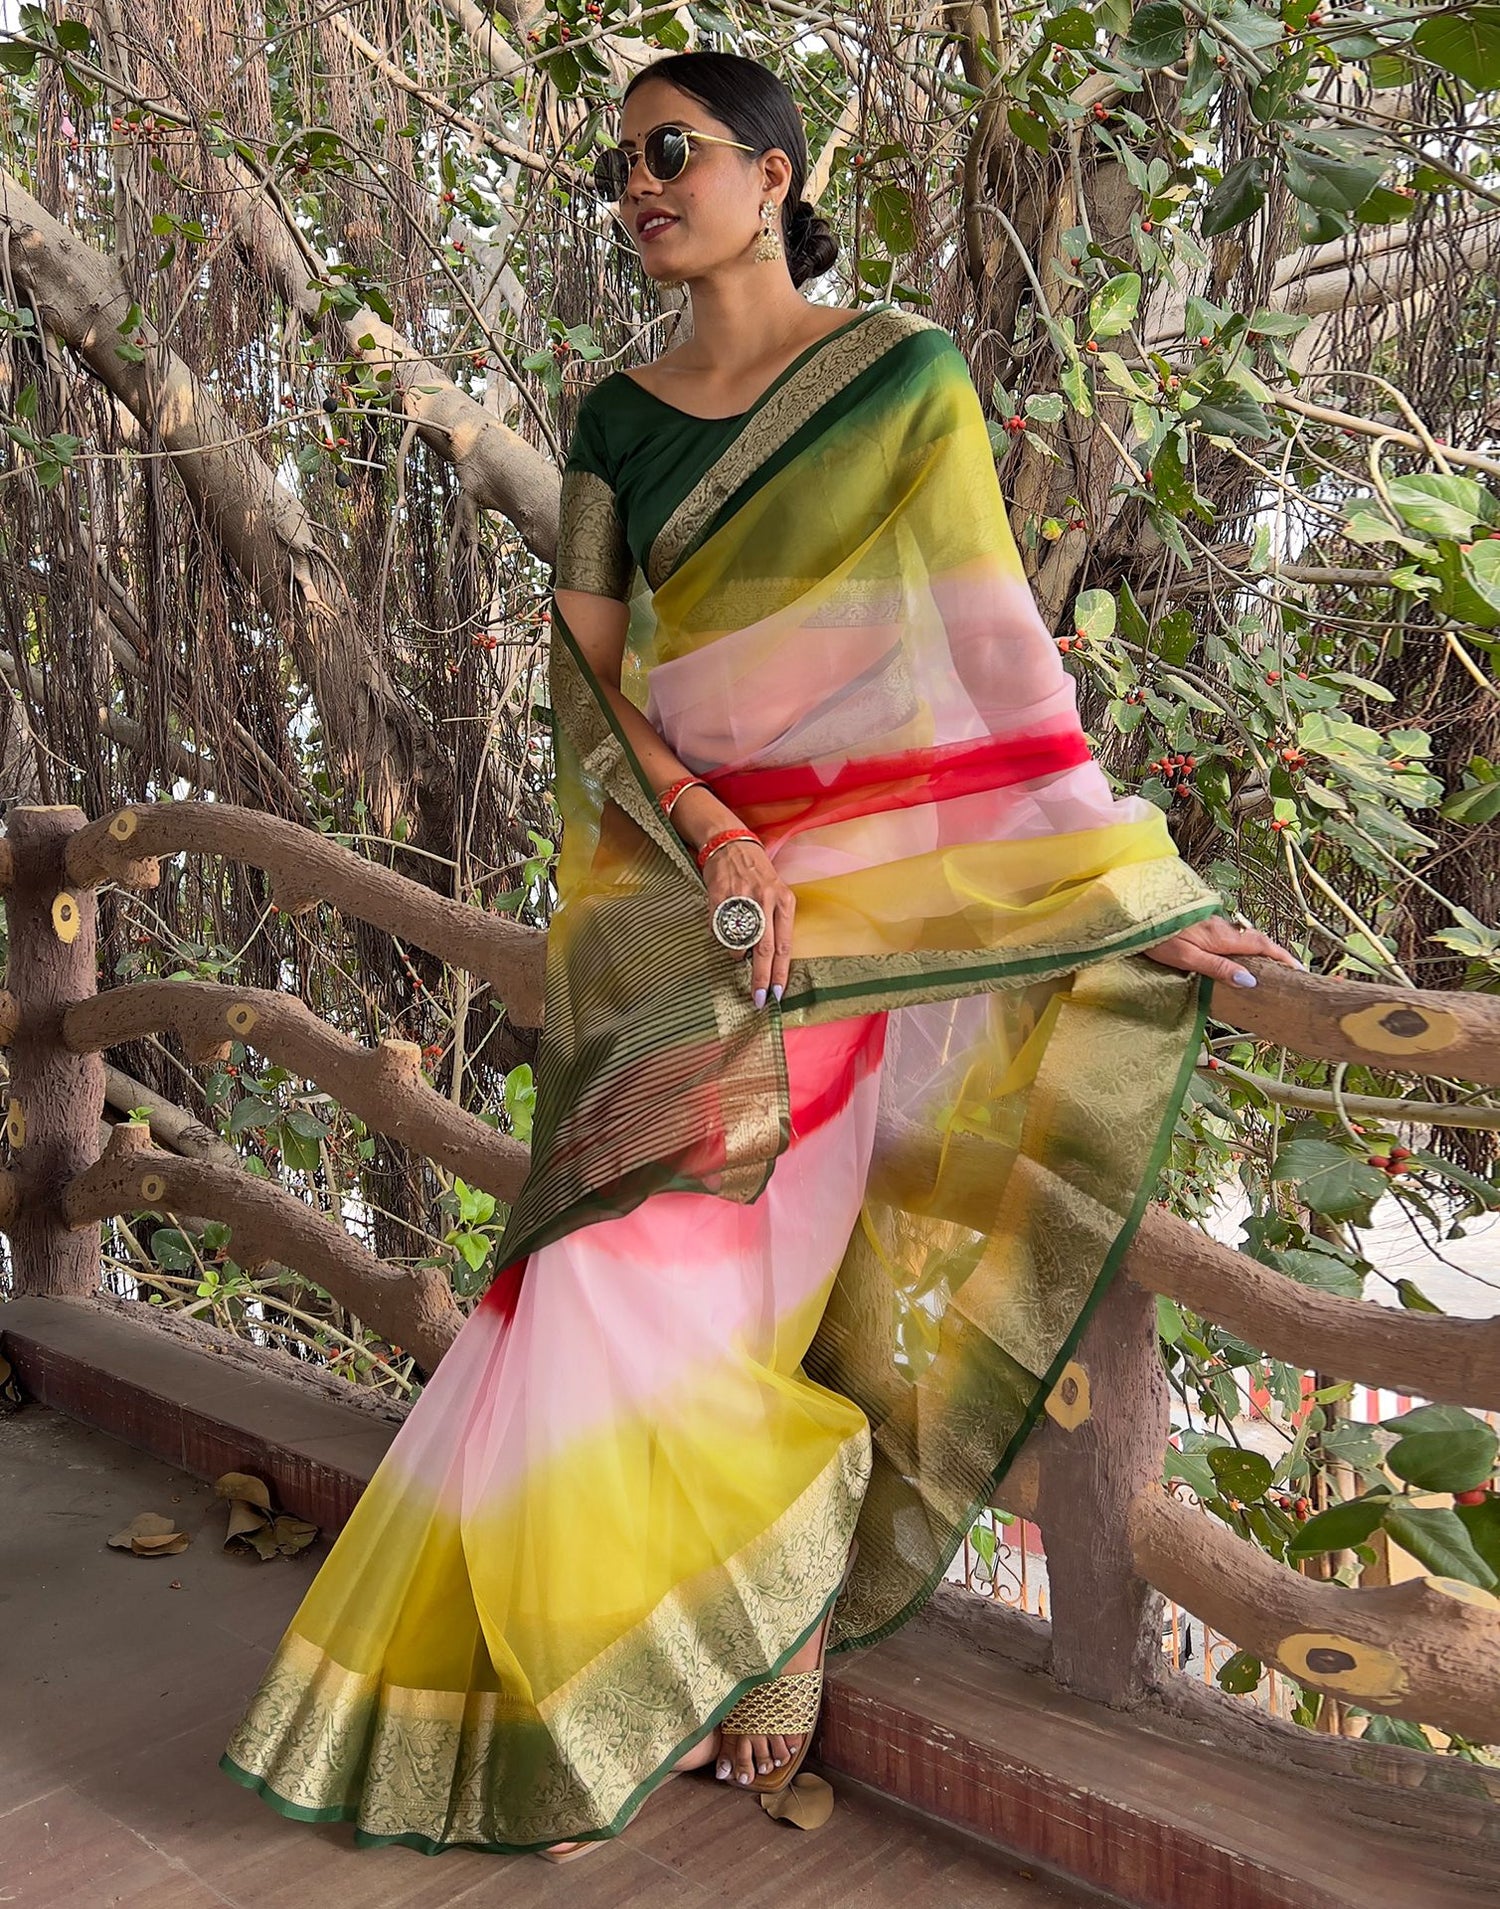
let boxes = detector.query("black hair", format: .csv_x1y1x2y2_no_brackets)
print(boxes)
620,51,839,289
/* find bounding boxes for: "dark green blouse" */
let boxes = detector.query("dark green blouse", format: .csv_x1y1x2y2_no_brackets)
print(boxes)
554,307,890,602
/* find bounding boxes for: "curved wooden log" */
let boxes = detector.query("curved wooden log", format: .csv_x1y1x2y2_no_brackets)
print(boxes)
63,981,531,1204
64,803,546,1027
1130,1485,1500,1743
1125,1205,1500,1409
61,1126,462,1375
1213,961,1500,1086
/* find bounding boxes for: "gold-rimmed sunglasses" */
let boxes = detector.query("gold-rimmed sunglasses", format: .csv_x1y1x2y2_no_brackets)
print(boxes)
591,125,756,203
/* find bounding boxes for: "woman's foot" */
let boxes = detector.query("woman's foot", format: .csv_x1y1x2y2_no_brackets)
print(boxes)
714,1622,824,1785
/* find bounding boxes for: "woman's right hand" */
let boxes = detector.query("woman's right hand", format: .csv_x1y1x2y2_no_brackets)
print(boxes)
702,837,796,1008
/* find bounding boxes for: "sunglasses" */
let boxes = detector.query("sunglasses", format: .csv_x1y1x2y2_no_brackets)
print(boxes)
591,125,756,203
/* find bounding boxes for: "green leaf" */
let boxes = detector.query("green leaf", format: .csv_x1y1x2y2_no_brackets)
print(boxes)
1184,380,1272,442
1387,1423,1498,1493
1072,587,1117,642
870,183,915,254
1456,1497,1500,1579
1284,142,1384,216
1201,155,1268,238
1357,1713,1435,1752
277,1121,321,1174
1088,273,1142,341
1204,0,1286,54
453,1230,491,1274
283,1107,331,1140
455,1176,496,1227
151,1227,196,1271
1286,1493,1391,1560
1119,1,1188,69
1396,1277,1443,1312
1412,7,1500,89
1007,105,1052,156
1206,1447,1273,1502
1042,6,1098,51
1383,1503,1498,1589
227,1095,277,1135
504,1063,536,1144
1270,1137,1386,1222
1443,780,1500,826
1059,352,1093,418
1265,1244,1365,1299
1385,472,1485,540
1217,1649,1262,1695
1380,1402,1493,1436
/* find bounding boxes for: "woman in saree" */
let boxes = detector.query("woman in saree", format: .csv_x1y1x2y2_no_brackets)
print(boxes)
220,49,1297,1863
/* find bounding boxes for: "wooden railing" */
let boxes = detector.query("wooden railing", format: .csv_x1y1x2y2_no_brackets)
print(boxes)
1,800,1497,1749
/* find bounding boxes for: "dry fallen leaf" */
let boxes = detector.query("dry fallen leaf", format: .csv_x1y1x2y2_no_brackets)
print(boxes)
213,1470,273,1511
223,1498,272,1547
272,1515,319,1558
215,1468,320,1560
133,1530,191,1555
107,1511,190,1557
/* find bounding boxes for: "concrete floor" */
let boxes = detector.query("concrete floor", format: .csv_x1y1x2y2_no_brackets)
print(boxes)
0,1403,1110,1908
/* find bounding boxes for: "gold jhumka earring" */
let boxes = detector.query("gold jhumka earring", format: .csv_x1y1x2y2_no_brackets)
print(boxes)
753,197,783,262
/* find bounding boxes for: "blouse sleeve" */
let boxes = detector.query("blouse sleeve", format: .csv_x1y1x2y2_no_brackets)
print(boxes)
554,386,635,603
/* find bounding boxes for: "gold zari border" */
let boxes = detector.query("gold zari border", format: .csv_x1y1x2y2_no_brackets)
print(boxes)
222,1431,869,1848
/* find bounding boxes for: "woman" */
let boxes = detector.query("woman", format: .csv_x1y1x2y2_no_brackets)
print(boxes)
220,50,1296,1862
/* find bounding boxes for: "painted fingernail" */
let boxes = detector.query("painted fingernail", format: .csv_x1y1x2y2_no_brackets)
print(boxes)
753,987,767,1009
737,1771,751,1784
1231,967,1257,987
1290,957,1308,970
716,1760,730,1779
772,983,783,1003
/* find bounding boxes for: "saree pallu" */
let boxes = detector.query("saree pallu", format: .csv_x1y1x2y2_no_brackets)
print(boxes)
221,304,1220,1852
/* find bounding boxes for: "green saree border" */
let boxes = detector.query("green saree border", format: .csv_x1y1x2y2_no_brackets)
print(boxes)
217,1435,866,1858
824,967,1213,1659
218,1574,849,1856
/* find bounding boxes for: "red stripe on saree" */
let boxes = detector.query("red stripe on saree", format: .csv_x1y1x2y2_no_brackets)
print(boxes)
705,726,1091,847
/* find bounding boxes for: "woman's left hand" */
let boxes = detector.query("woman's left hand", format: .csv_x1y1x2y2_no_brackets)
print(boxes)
1143,916,1303,990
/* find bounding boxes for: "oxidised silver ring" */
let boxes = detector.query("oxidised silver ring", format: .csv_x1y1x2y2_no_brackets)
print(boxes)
711,894,766,951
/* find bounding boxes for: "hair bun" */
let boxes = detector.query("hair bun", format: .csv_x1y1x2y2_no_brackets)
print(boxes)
786,197,838,287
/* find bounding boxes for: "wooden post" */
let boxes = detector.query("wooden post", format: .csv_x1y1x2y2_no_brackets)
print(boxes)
1035,1271,1168,1707
4,806,106,1295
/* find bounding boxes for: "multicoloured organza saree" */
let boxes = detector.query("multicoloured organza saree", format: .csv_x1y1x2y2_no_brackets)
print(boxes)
220,302,1220,1853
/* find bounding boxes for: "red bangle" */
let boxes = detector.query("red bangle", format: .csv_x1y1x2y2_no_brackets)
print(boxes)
659,774,707,819
694,825,761,871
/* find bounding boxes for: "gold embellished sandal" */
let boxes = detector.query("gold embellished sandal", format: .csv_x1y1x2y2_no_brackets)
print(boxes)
716,1539,857,1822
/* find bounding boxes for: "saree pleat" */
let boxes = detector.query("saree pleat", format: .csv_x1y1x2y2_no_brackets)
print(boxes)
221,303,1220,1851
